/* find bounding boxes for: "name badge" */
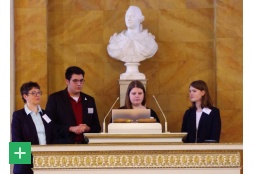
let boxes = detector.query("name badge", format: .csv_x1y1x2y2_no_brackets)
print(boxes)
203,108,212,115
88,108,94,114
42,114,51,123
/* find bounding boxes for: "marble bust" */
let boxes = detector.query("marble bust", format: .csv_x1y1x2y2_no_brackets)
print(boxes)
107,6,158,63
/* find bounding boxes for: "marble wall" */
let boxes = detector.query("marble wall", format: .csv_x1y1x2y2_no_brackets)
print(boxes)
13,0,242,142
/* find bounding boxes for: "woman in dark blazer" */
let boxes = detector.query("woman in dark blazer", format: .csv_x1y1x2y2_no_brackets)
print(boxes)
181,80,221,143
11,82,55,174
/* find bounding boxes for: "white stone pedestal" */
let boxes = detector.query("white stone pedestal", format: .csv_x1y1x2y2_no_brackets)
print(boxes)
119,79,147,107
120,62,146,80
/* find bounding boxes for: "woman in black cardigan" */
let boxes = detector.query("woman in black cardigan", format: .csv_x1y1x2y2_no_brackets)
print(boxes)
181,80,221,143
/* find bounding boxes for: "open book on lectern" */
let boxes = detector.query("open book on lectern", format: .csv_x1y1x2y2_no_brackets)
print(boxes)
109,108,162,134
112,109,151,123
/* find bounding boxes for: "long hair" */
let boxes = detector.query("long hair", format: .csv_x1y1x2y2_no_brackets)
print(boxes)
125,80,146,109
189,80,213,109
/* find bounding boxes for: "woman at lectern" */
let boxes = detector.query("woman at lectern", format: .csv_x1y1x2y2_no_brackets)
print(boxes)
181,80,221,143
11,82,55,174
120,80,160,122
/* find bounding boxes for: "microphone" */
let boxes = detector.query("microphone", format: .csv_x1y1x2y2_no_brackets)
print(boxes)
103,97,119,133
83,134,89,144
153,95,168,133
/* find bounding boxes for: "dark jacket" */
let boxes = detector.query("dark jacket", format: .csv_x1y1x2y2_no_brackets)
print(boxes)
181,107,221,143
45,88,101,144
11,109,55,174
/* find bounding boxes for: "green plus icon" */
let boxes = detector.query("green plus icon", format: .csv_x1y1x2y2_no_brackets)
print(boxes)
9,142,31,164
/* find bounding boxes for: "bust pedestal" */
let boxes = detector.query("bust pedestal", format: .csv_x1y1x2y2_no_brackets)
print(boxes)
119,79,147,106
120,62,146,80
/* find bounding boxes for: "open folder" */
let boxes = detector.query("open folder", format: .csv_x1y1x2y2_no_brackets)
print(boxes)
112,109,151,123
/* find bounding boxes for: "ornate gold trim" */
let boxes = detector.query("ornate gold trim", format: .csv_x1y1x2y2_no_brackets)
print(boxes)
33,150,241,169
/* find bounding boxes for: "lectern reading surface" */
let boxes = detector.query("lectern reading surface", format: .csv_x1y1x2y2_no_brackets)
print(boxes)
112,109,150,122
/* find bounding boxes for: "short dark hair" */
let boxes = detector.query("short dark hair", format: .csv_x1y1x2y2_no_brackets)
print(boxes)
20,81,40,103
189,80,213,108
125,80,146,109
65,66,85,80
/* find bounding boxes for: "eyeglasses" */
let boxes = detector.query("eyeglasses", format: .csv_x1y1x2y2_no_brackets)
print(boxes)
72,79,84,84
28,91,42,96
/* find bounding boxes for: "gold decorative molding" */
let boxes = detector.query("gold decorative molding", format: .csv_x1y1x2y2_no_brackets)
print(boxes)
33,150,241,169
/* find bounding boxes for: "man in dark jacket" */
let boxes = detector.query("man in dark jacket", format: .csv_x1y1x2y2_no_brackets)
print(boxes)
46,66,101,144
